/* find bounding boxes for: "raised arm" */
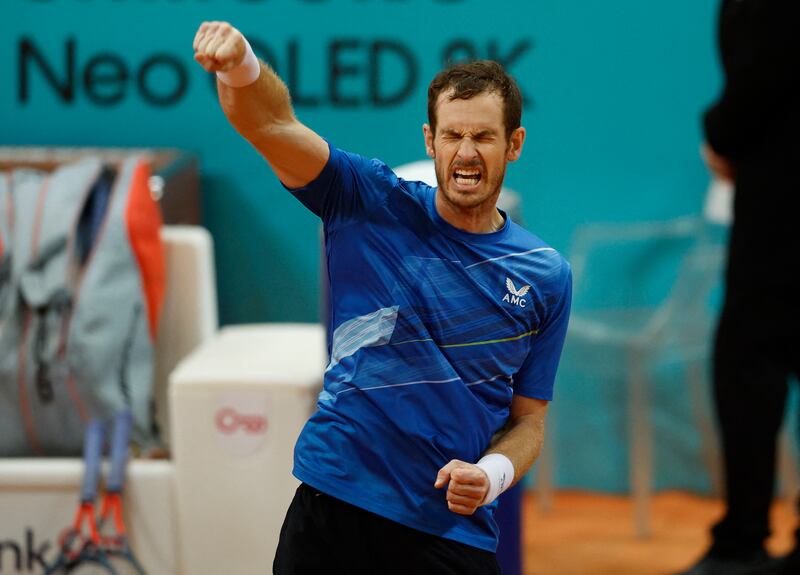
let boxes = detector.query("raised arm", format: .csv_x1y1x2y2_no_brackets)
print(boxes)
192,21,329,188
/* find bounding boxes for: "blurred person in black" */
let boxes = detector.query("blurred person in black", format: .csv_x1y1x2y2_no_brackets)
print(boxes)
677,1,800,575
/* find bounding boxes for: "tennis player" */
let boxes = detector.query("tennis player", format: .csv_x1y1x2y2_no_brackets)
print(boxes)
193,21,572,574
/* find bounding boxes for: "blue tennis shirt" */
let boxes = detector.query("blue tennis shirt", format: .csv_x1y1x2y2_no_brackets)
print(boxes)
289,144,572,552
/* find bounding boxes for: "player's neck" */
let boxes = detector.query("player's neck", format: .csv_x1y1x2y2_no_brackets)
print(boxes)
435,192,504,234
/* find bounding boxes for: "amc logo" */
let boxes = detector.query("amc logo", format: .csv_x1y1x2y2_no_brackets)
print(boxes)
215,407,268,435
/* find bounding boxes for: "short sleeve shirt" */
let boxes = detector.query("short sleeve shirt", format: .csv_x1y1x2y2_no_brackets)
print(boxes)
290,143,571,552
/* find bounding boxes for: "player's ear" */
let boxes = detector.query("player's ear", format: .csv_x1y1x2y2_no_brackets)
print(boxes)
423,124,435,158
506,127,525,162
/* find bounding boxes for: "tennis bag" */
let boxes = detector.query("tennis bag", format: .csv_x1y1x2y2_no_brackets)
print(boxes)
0,156,165,455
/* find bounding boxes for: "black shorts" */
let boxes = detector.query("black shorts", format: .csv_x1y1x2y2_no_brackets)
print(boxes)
273,483,501,575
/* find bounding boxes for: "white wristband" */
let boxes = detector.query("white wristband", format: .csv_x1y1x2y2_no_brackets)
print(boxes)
216,38,261,88
476,453,515,506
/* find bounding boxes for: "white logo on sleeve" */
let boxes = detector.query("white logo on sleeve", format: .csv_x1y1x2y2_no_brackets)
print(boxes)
503,278,530,308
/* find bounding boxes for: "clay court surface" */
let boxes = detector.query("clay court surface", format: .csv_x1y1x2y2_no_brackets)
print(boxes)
523,491,795,575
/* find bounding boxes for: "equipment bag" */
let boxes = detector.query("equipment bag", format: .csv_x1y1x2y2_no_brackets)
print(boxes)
0,156,165,455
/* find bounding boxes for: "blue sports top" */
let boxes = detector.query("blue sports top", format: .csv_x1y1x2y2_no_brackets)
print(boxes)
289,143,572,552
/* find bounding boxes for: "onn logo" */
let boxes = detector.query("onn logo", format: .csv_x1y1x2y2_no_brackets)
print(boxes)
215,407,267,435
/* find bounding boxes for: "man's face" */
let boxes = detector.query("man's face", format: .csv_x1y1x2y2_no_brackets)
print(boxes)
424,90,524,213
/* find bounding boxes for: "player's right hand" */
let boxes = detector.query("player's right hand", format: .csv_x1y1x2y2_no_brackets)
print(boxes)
434,459,490,516
193,21,247,73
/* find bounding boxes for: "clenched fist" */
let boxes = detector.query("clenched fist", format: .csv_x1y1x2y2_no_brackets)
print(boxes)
193,21,247,73
434,459,490,516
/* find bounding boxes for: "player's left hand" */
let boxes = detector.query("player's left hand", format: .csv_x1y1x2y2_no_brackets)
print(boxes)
434,459,490,516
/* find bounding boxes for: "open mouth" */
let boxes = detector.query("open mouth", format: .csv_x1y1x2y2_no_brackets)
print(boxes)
452,168,482,187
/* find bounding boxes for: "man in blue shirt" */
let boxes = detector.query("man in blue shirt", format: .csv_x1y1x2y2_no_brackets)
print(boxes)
194,20,571,574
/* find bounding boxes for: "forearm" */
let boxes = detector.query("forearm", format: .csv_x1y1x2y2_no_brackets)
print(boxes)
484,412,545,488
216,64,326,185
217,61,295,149
435,397,548,515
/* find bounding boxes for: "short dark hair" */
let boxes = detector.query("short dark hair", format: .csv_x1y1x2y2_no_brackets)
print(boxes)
427,60,522,141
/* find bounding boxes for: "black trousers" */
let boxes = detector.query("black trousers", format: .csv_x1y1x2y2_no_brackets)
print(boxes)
710,297,800,555
273,484,501,575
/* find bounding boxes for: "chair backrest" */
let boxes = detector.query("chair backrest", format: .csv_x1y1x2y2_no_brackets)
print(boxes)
154,226,218,446
566,178,731,352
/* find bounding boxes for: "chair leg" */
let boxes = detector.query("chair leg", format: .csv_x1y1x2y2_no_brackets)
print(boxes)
687,357,723,496
628,351,652,538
